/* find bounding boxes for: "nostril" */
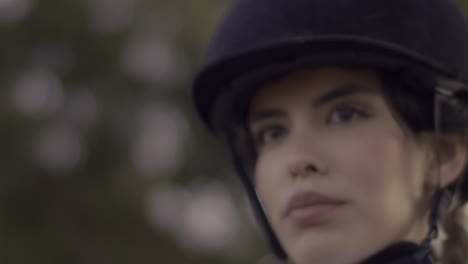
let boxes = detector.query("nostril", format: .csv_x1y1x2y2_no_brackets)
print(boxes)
305,164,318,173
289,161,319,178
288,156,328,179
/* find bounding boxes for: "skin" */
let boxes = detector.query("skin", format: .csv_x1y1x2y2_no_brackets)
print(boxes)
247,67,465,264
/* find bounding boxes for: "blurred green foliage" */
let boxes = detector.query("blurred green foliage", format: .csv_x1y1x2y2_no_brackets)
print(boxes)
0,0,270,263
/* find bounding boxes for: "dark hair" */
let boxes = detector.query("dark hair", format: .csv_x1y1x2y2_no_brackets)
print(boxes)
379,69,468,264
217,66,468,263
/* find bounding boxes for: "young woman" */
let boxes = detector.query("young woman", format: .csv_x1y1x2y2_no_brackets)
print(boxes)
191,0,468,263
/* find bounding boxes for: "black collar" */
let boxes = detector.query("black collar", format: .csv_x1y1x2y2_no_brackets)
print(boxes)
363,242,434,264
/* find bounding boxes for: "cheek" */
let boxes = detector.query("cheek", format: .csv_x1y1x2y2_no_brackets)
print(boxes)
333,129,417,197
332,128,427,234
254,154,285,216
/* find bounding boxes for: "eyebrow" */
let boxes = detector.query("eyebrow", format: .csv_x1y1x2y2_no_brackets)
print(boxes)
313,83,378,108
249,83,379,123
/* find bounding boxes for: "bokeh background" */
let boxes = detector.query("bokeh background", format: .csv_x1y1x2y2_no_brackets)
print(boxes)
2,0,468,263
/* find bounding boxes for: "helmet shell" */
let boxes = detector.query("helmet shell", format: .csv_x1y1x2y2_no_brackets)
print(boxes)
192,0,468,129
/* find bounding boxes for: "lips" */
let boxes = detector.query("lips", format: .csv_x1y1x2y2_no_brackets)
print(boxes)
284,191,345,226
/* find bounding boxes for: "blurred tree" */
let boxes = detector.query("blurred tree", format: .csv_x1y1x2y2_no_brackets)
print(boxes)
0,0,270,263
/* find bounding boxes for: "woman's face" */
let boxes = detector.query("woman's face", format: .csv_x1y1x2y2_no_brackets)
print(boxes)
248,67,432,264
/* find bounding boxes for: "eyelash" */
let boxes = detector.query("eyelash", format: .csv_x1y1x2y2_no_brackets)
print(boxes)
253,124,286,147
252,103,370,147
326,103,370,124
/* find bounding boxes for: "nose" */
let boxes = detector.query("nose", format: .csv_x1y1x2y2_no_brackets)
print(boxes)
289,160,315,178
286,131,328,179
288,158,326,179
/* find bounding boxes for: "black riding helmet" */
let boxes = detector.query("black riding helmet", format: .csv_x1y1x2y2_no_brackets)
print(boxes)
191,0,468,261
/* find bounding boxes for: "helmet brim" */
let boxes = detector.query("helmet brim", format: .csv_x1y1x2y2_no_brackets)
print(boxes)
193,36,459,132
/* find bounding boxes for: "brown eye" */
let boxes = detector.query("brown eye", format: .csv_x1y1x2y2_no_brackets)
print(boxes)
254,125,286,147
327,105,369,124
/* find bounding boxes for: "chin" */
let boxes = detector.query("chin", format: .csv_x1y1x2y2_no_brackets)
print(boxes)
286,234,373,264
291,250,357,264
292,250,371,264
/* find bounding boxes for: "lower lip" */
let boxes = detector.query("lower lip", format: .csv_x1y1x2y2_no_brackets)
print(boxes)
288,203,343,226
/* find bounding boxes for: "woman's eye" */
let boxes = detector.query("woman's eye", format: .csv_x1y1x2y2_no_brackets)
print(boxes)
254,125,286,146
327,105,369,124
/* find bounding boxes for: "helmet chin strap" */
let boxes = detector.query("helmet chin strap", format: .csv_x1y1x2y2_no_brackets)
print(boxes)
416,189,443,261
417,93,451,260
223,126,288,261
365,94,449,264
366,94,450,264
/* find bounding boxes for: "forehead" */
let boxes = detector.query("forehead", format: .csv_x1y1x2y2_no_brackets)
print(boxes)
249,67,382,110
